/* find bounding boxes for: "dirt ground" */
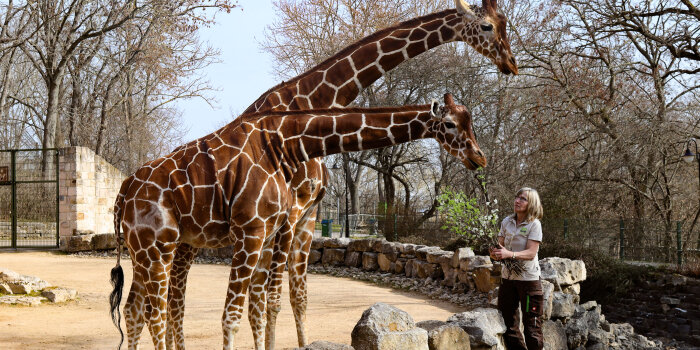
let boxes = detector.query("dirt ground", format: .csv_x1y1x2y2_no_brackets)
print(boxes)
0,251,466,349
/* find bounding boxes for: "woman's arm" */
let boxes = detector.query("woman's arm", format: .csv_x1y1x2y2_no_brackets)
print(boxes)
492,239,540,260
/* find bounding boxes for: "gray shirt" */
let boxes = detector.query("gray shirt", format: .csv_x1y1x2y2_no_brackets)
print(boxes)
498,215,543,281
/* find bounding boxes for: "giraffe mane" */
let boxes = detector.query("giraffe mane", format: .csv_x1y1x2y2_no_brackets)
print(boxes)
239,104,433,121
246,9,463,112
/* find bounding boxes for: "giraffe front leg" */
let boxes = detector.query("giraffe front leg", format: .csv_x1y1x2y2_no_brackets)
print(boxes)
166,243,199,350
248,238,274,350
265,224,295,350
288,220,315,348
222,230,265,350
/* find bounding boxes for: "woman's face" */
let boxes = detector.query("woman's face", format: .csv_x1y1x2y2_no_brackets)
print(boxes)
514,192,529,215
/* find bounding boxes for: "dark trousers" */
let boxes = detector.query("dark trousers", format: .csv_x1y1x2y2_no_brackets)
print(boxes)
497,278,544,350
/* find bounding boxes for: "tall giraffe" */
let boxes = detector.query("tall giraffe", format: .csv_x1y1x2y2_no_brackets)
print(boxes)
161,0,518,349
109,93,487,350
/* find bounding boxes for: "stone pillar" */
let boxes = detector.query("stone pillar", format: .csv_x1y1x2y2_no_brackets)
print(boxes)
58,147,125,250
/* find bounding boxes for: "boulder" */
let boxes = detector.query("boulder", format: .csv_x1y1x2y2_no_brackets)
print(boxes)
460,256,492,272
551,292,576,319
91,233,117,250
451,247,475,268
414,260,442,279
348,239,379,252
416,246,441,260
0,283,12,294
322,248,346,266
427,324,471,350
442,268,458,287
351,303,429,350
0,268,51,294
404,259,415,277
541,280,555,320
401,244,418,257
426,250,452,264
362,252,379,271
417,320,448,332
295,341,354,350
539,257,586,287
542,320,567,350
472,264,498,293
308,249,322,264
372,240,386,253
448,308,506,350
393,259,406,274
324,237,352,249
345,251,363,268
562,283,580,296
311,238,329,250
377,254,393,272
64,234,92,252
41,287,77,303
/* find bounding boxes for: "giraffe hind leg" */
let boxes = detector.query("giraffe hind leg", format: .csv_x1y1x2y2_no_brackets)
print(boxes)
166,243,199,350
287,221,315,347
125,266,147,350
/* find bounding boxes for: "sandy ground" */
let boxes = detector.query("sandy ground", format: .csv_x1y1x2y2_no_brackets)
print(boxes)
0,251,466,349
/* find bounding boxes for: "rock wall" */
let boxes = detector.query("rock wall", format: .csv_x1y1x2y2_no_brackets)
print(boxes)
58,146,124,251
603,273,700,347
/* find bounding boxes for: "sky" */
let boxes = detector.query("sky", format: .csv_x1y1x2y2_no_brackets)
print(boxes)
174,0,278,142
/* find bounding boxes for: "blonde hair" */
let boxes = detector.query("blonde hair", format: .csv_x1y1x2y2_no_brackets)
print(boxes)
516,187,543,222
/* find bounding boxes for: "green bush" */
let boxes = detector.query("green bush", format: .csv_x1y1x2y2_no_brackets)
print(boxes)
437,187,499,253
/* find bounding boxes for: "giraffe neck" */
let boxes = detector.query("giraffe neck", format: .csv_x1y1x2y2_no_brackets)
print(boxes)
245,8,479,113
243,106,437,171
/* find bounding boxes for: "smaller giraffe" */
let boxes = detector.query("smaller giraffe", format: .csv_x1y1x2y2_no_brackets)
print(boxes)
109,93,486,350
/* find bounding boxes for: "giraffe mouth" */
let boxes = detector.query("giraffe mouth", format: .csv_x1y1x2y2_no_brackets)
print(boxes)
466,158,481,170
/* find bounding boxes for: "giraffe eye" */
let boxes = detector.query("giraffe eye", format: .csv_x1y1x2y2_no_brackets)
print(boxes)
444,122,456,129
481,23,493,31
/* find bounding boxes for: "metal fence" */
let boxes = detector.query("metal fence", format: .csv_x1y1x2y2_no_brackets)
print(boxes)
542,218,699,265
0,149,60,249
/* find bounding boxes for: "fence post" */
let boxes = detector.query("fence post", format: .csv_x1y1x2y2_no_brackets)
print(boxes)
563,218,568,240
619,219,625,260
677,221,683,266
10,150,16,249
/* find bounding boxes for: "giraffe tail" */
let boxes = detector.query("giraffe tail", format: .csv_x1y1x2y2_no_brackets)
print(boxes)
109,176,131,349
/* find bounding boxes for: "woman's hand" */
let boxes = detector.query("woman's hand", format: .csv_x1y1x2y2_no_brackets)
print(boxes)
491,244,512,260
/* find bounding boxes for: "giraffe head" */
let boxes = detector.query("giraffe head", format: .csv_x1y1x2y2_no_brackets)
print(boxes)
430,93,487,170
455,0,518,75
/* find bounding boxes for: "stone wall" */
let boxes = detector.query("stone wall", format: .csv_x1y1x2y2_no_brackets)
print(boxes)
58,146,125,251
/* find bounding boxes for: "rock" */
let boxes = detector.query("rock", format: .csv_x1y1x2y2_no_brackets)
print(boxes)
348,239,380,252
562,283,580,296
322,248,346,266
311,238,329,250
0,269,51,294
405,259,415,277
427,324,471,350
460,256,492,272
345,251,363,268
542,320,567,350
351,302,429,350
448,307,506,349
308,249,322,264
659,296,680,306
0,295,46,306
414,260,442,279
551,292,576,319
362,252,379,271
295,340,354,350
377,254,392,272
324,237,352,249
442,268,458,287
417,320,448,332
426,250,452,264
0,283,12,294
401,244,418,257
579,300,597,311
393,259,406,274
372,240,386,253
416,246,441,260
541,280,555,320
451,248,475,268
41,287,77,303
91,233,117,250
565,314,589,349
472,264,498,293
539,257,586,287
64,234,92,252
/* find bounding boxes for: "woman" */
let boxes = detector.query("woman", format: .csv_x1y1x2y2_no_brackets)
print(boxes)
490,187,544,350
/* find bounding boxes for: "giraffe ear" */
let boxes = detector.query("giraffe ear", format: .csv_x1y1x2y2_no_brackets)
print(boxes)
430,100,440,118
455,0,472,14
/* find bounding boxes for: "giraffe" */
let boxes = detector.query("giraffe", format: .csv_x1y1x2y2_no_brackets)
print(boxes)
152,0,518,349
109,93,487,350
155,1,518,349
